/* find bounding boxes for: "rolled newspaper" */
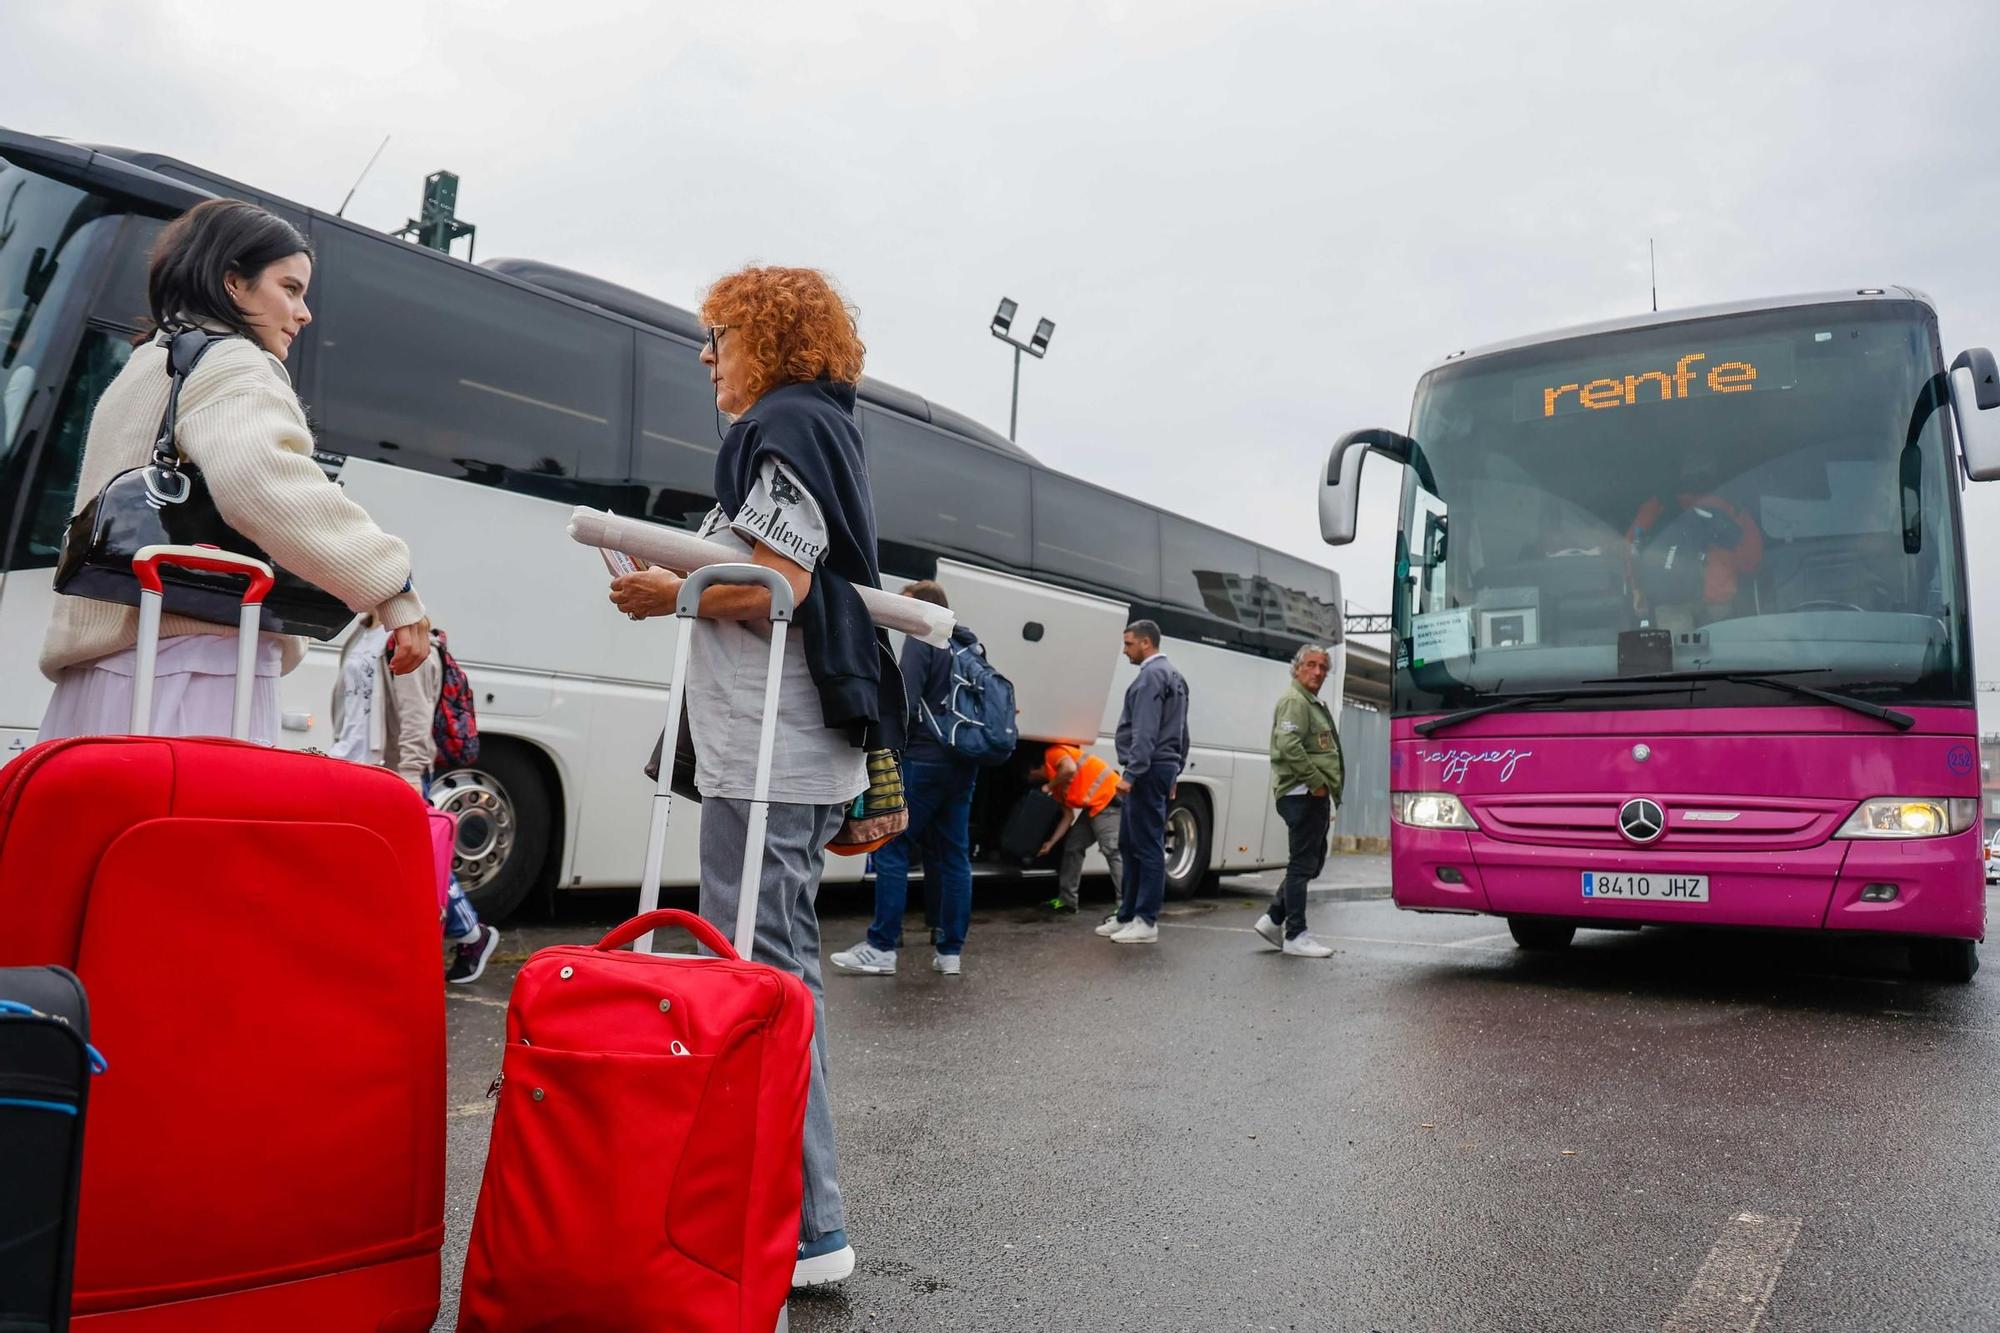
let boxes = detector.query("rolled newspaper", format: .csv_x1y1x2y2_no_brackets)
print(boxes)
569,507,956,647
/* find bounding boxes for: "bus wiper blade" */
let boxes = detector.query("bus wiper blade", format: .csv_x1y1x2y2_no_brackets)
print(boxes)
1583,669,1916,731
1414,686,1676,737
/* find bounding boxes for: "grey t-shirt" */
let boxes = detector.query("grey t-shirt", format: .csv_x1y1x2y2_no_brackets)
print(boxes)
688,458,868,806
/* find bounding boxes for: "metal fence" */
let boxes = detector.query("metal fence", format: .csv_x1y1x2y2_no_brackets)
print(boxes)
1336,698,1389,851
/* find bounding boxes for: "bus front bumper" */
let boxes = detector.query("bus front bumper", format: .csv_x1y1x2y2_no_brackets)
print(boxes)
1390,827,1985,941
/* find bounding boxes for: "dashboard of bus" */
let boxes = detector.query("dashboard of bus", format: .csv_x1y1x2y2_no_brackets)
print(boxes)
1389,301,1973,716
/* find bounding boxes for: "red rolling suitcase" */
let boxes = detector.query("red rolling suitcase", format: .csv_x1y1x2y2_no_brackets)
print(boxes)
0,546,446,1331
458,564,814,1333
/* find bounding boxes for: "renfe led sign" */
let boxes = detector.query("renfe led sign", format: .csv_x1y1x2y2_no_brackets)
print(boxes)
1509,340,1797,422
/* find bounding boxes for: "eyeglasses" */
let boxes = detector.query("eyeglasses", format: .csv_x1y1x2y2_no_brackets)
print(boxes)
704,325,729,354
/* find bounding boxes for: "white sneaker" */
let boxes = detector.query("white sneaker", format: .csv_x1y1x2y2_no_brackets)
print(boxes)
1111,919,1159,944
1094,915,1128,937
1282,932,1334,959
792,1230,855,1287
1253,915,1284,950
932,952,962,976
829,941,897,975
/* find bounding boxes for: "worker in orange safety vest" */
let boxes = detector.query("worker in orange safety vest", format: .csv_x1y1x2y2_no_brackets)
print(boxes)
1038,743,1124,915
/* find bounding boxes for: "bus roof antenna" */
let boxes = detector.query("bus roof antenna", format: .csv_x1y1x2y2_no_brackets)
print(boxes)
1649,237,1658,313
338,135,392,218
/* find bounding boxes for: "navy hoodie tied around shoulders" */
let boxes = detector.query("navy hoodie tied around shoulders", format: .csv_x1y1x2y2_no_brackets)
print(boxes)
715,377,907,751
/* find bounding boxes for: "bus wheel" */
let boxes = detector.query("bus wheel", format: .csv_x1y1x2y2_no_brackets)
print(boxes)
431,741,552,922
1910,937,1979,984
1507,917,1576,951
1162,791,1212,901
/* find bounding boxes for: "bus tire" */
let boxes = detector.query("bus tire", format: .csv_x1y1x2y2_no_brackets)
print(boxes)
1162,789,1213,901
1507,917,1575,951
1910,937,1978,984
432,739,554,924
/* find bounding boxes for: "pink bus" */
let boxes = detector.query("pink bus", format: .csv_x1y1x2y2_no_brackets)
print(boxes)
1319,291,2000,982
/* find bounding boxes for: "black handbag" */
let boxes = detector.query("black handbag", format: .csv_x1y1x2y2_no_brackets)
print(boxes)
52,328,357,640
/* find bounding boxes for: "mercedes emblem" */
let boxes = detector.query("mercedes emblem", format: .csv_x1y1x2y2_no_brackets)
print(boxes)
1632,744,1652,762
1618,798,1666,844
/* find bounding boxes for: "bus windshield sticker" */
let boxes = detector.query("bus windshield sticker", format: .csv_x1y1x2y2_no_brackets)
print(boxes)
1410,608,1472,664
1512,339,1798,422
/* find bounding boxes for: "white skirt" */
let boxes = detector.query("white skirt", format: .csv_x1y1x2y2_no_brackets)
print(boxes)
39,634,283,745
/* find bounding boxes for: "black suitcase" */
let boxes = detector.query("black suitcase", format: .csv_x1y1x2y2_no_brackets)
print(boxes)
998,788,1065,863
0,966,99,1333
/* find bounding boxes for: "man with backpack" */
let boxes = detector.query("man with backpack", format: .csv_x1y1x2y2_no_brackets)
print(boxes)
832,580,1013,978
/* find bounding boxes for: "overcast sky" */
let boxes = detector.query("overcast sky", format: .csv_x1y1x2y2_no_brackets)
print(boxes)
9,0,2000,715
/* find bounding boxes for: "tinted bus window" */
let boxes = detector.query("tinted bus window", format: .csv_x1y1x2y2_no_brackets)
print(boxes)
635,333,722,528
1259,548,1342,646
1161,517,1262,630
862,406,1031,568
1032,472,1161,600
311,226,632,492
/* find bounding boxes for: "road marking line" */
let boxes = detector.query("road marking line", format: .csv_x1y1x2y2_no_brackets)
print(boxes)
1662,1211,1803,1333
1448,930,1516,949
1158,922,1511,953
447,992,508,1009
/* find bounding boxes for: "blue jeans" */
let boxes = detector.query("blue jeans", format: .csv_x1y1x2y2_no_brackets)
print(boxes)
1117,763,1179,926
867,758,976,955
422,772,481,940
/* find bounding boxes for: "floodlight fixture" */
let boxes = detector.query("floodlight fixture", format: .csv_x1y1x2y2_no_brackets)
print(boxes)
988,296,1057,441
1029,317,1055,357
991,297,1018,337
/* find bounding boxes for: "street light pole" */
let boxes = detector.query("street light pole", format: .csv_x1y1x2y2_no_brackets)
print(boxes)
989,297,1055,442
1010,343,1022,440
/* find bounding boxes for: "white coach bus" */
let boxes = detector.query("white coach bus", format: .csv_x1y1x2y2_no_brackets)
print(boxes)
0,128,1344,917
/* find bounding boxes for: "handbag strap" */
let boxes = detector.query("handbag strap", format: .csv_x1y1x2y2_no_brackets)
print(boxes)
150,327,232,471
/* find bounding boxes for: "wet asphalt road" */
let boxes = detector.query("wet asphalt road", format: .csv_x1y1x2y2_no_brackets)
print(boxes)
437,873,2000,1332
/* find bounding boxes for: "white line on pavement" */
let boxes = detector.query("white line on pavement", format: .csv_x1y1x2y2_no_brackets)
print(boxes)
1158,922,1512,953
1662,1210,1803,1333
447,992,509,1009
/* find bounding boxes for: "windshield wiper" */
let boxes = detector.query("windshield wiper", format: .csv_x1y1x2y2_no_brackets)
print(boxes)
1414,686,1679,737
1583,668,1915,730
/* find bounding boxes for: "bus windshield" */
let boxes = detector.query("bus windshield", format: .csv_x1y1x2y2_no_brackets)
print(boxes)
1393,301,1970,715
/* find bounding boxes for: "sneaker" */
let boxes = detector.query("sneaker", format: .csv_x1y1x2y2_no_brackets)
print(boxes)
1045,897,1078,915
793,1229,856,1288
829,942,897,975
446,925,500,984
1095,915,1129,937
1253,915,1285,951
932,952,962,976
1282,932,1334,959
1111,919,1159,945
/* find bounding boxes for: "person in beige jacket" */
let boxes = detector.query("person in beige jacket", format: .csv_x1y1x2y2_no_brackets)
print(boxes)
38,198,429,744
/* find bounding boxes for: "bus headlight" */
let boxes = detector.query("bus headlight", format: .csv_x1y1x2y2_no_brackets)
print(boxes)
1393,792,1478,830
1835,798,1978,839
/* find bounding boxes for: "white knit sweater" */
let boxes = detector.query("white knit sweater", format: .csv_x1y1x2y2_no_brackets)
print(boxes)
39,334,425,681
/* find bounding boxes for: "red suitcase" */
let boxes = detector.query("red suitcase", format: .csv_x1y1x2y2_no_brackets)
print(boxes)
0,547,446,1331
458,564,815,1333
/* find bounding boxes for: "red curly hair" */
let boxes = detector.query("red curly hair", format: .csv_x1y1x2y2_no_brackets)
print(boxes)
700,266,865,401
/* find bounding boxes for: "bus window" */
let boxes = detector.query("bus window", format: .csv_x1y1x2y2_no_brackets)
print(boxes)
634,332,722,529
92,215,161,330
309,225,633,493
1259,547,1342,646
862,406,1031,570
6,327,133,570
1160,516,1262,631
1031,471,1161,600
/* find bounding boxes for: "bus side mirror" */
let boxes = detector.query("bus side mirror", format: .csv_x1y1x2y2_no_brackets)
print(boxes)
1319,428,1417,546
1951,348,2000,481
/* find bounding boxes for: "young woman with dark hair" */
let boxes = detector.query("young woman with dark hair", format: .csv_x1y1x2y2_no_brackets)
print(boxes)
38,197,430,742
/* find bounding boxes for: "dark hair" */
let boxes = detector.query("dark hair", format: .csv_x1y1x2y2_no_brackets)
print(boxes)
148,198,313,340
900,579,950,609
1125,619,1161,647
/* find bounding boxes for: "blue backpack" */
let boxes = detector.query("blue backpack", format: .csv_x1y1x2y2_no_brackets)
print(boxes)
918,634,1018,767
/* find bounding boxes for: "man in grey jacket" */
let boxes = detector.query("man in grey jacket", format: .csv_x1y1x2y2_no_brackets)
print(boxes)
1096,619,1191,944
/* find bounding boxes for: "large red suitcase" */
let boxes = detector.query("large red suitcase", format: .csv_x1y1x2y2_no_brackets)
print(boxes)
0,547,445,1331
457,564,815,1333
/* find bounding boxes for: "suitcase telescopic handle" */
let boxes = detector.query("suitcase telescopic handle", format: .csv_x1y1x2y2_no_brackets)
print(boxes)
129,544,276,739
673,562,795,620
599,909,740,961
633,562,798,958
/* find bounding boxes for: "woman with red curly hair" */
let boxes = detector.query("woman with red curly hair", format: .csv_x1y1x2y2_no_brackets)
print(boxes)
611,265,900,1289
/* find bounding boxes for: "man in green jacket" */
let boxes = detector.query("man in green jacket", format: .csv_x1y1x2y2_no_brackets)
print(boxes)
1257,644,1344,958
